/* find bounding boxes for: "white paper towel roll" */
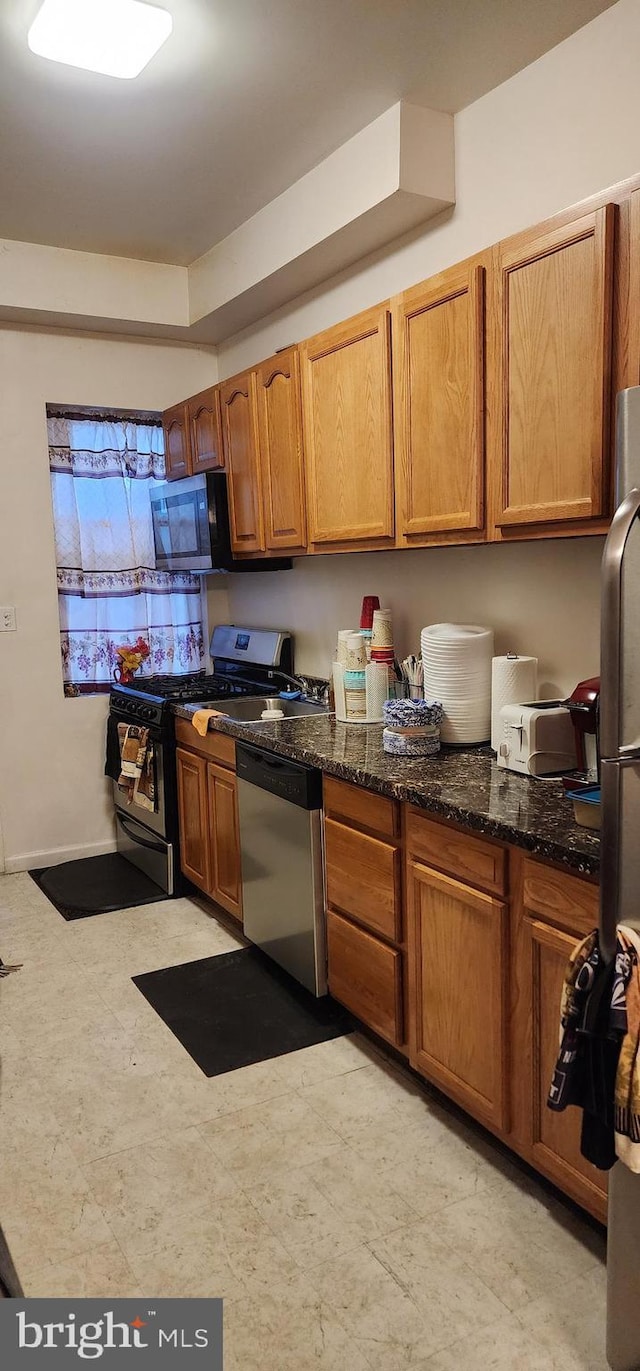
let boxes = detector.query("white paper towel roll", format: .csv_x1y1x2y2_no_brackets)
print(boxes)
491,654,538,752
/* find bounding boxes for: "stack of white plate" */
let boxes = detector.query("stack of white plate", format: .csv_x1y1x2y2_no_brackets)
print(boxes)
421,623,494,744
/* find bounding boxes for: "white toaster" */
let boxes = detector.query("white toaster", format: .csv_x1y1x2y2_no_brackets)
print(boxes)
496,701,577,776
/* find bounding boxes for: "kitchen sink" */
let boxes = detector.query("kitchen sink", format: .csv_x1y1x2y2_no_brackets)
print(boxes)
197,695,329,722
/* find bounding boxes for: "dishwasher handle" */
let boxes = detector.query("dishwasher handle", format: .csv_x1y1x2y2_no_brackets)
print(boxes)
236,742,322,810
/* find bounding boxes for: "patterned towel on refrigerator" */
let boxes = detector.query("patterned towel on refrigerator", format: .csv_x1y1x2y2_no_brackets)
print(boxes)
614,925,640,1172
548,924,640,1171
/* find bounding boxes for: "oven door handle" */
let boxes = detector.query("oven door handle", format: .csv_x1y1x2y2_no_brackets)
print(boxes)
116,811,167,853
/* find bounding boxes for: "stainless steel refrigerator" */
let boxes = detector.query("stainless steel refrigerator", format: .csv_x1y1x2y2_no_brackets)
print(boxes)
601,386,640,1371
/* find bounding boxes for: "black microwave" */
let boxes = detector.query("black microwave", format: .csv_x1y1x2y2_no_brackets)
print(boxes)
150,472,291,574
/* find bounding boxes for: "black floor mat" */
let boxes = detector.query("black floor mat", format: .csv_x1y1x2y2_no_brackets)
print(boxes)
133,946,354,1077
29,854,166,921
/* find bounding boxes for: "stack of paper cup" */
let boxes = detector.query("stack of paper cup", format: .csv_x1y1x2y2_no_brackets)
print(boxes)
371,608,394,666
490,654,538,751
345,634,367,671
336,629,357,668
421,623,494,744
344,633,367,719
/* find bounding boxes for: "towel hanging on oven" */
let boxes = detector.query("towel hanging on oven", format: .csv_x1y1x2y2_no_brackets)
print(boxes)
109,721,157,813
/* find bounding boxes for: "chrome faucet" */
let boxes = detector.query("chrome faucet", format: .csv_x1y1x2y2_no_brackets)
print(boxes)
266,669,330,704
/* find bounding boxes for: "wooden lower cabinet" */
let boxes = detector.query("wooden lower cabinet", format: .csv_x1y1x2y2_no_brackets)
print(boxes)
206,760,242,920
322,788,606,1222
176,743,242,923
408,859,509,1132
323,776,404,1047
509,863,607,1223
327,910,403,1047
176,747,210,891
522,916,607,1220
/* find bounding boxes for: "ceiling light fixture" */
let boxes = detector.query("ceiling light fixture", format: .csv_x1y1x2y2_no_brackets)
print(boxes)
27,0,173,80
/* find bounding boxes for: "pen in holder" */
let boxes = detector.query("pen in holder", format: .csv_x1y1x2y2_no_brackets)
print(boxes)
333,661,391,724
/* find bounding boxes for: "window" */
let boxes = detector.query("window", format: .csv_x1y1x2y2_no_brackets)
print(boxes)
48,408,205,695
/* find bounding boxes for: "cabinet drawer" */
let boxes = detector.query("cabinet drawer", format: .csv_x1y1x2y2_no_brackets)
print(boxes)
327,910,403,1047
174,718,236,770
522,858,598,938
323,776,398,838
325,817,401,942
406,809,506,896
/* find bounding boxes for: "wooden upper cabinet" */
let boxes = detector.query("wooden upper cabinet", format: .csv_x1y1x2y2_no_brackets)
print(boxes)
163,387,221,481
162,401,191,482
219,371,265,554
300,304,395,548
187,386,224,474
255,347,307,552
408,860,509,1132
393,261,486,542
492,204,615,530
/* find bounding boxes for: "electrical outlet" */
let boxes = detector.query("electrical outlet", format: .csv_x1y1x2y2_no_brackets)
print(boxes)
0,607,17,632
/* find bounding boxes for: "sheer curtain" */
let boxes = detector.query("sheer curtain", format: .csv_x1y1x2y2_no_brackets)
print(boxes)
49,414,205,694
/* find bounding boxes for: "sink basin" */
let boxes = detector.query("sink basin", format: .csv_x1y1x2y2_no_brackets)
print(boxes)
196,695,329,722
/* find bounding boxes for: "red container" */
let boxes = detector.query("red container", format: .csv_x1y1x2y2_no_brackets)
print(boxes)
360,595,380,631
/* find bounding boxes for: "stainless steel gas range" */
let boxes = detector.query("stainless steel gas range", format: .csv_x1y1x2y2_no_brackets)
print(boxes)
107,625,297,895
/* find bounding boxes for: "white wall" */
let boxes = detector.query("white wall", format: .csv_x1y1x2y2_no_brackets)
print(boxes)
218,0,639,690
223,539,603,700
0,326,217,871
219,0,640,372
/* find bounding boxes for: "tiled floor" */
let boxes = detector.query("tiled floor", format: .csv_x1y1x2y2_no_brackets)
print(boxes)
0,870,608,1368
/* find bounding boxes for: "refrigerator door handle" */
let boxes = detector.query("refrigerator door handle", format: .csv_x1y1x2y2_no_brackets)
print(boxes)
599,485,640,967
600,485,640,761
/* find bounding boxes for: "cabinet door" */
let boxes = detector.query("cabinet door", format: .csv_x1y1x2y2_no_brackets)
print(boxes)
162,402,191,481
327,909,403,1047
394,263,485,540
300,304,395,547
521,916,607,1220
220,372,265,554
176,747,210,892
188,386,224,474
207,761,243,922
409,860,509,1131
493,205,614,528
255,348,307,552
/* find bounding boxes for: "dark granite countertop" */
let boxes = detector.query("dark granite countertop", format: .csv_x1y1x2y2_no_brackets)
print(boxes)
172,704,600,877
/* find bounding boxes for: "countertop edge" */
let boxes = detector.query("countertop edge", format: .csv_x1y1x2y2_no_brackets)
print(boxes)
172,705,600,879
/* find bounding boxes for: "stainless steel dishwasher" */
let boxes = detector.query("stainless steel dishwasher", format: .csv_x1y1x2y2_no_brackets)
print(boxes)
235,742,326,996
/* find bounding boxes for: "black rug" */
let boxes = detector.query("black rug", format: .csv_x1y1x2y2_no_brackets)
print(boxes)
29,854,166,921
133,946,354,1077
